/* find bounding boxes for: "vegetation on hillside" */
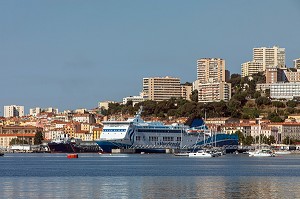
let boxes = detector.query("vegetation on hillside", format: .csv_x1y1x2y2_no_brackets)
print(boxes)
105,73,300,121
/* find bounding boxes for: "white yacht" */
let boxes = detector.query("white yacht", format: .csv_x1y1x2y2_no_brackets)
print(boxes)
188,150,212,158
249,149,275,157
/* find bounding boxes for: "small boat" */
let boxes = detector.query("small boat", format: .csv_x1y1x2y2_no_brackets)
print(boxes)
274,150,291,155
188,150,212,158
174,152,189,156
249,149,275,157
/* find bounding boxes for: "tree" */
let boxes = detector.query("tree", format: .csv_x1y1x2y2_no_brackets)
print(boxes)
286,100,298,108
234,130,244,145
9,138,28,146
244,136,254,145
34,131,44,145
190,90,198,102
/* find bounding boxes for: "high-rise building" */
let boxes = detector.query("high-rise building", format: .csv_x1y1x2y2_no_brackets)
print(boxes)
294,58,300,70
197,82,231,102
241,61,264,77
4,105,24,118
142,76,182,101
253,46,285,70
197,58,225,83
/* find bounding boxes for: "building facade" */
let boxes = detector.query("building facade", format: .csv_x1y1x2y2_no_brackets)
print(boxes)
197,58,225,83
294,58,300,69
4,105,24,118
241,61,264,77
270,82,300,99
197,82,231,102
253,46,285,70
123,95,145,106
142,76,182,101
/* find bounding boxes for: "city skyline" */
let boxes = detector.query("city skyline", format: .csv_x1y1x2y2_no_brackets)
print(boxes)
1,1,300,112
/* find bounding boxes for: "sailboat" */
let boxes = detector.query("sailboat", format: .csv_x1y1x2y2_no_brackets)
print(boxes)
249,119,275,157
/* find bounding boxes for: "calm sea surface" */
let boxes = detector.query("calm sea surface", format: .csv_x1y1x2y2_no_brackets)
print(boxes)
1,153,300,199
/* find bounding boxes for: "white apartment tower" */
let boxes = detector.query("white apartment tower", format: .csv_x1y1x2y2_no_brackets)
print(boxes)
197,58,225,83
142,76,182,101
4,105,25,118
253,46,285,70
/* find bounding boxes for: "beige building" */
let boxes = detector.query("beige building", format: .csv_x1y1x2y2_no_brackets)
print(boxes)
241,61,263,77
4,105,24,118
284,69,300,82
197,58,225,83
294,58,300,69
0,126,43,148
253,46,285,70
198,82,231,102
181,85,192,101
142,76,183,101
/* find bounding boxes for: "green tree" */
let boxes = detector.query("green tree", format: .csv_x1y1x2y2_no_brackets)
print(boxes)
9,138,28,146
286,100,298,108
234,130,244,145
190,90,198,102
34,131,44,145
244,136,254,145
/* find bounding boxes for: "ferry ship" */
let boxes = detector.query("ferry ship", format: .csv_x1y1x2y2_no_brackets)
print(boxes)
96,107,238,153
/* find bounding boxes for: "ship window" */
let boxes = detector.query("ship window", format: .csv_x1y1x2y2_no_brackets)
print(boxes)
163,137,174,141
136,136,141,141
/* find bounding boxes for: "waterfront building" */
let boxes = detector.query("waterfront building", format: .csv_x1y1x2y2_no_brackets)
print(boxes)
142,76,183,101
4,105,24,118
0,126,43,148
92,127,102,140
123,95,144,106
197,58,225,83
197,82,231,102
44,128,64,140
270,82,300,100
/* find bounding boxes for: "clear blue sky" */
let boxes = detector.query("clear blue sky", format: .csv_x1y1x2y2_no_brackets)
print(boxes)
1,0,300,113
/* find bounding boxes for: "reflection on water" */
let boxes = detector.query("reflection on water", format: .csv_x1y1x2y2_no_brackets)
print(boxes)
1,176,300,199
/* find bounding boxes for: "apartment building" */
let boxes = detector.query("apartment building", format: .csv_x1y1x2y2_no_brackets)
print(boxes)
270,82,300,99
197,82,231,102
142,76,183,101
0,126,43,148
197,58,225,83
253,46,285,70
294,58,300,69
241,46,285,77
241,61,264,77
123,95,144,106
4,105,24,118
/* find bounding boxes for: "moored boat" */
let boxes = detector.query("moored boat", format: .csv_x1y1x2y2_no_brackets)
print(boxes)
188,150,212,158
48,134,101,153
96,107,238,153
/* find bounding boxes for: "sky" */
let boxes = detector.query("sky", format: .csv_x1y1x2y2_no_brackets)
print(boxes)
0,0,300,114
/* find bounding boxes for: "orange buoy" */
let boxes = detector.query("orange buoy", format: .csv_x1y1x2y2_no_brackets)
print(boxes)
67,154,78,158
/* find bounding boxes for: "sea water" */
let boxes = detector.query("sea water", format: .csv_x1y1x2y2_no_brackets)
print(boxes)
1,153,300,199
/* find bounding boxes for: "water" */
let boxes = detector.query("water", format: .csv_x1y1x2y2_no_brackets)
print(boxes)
1,153,300,199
